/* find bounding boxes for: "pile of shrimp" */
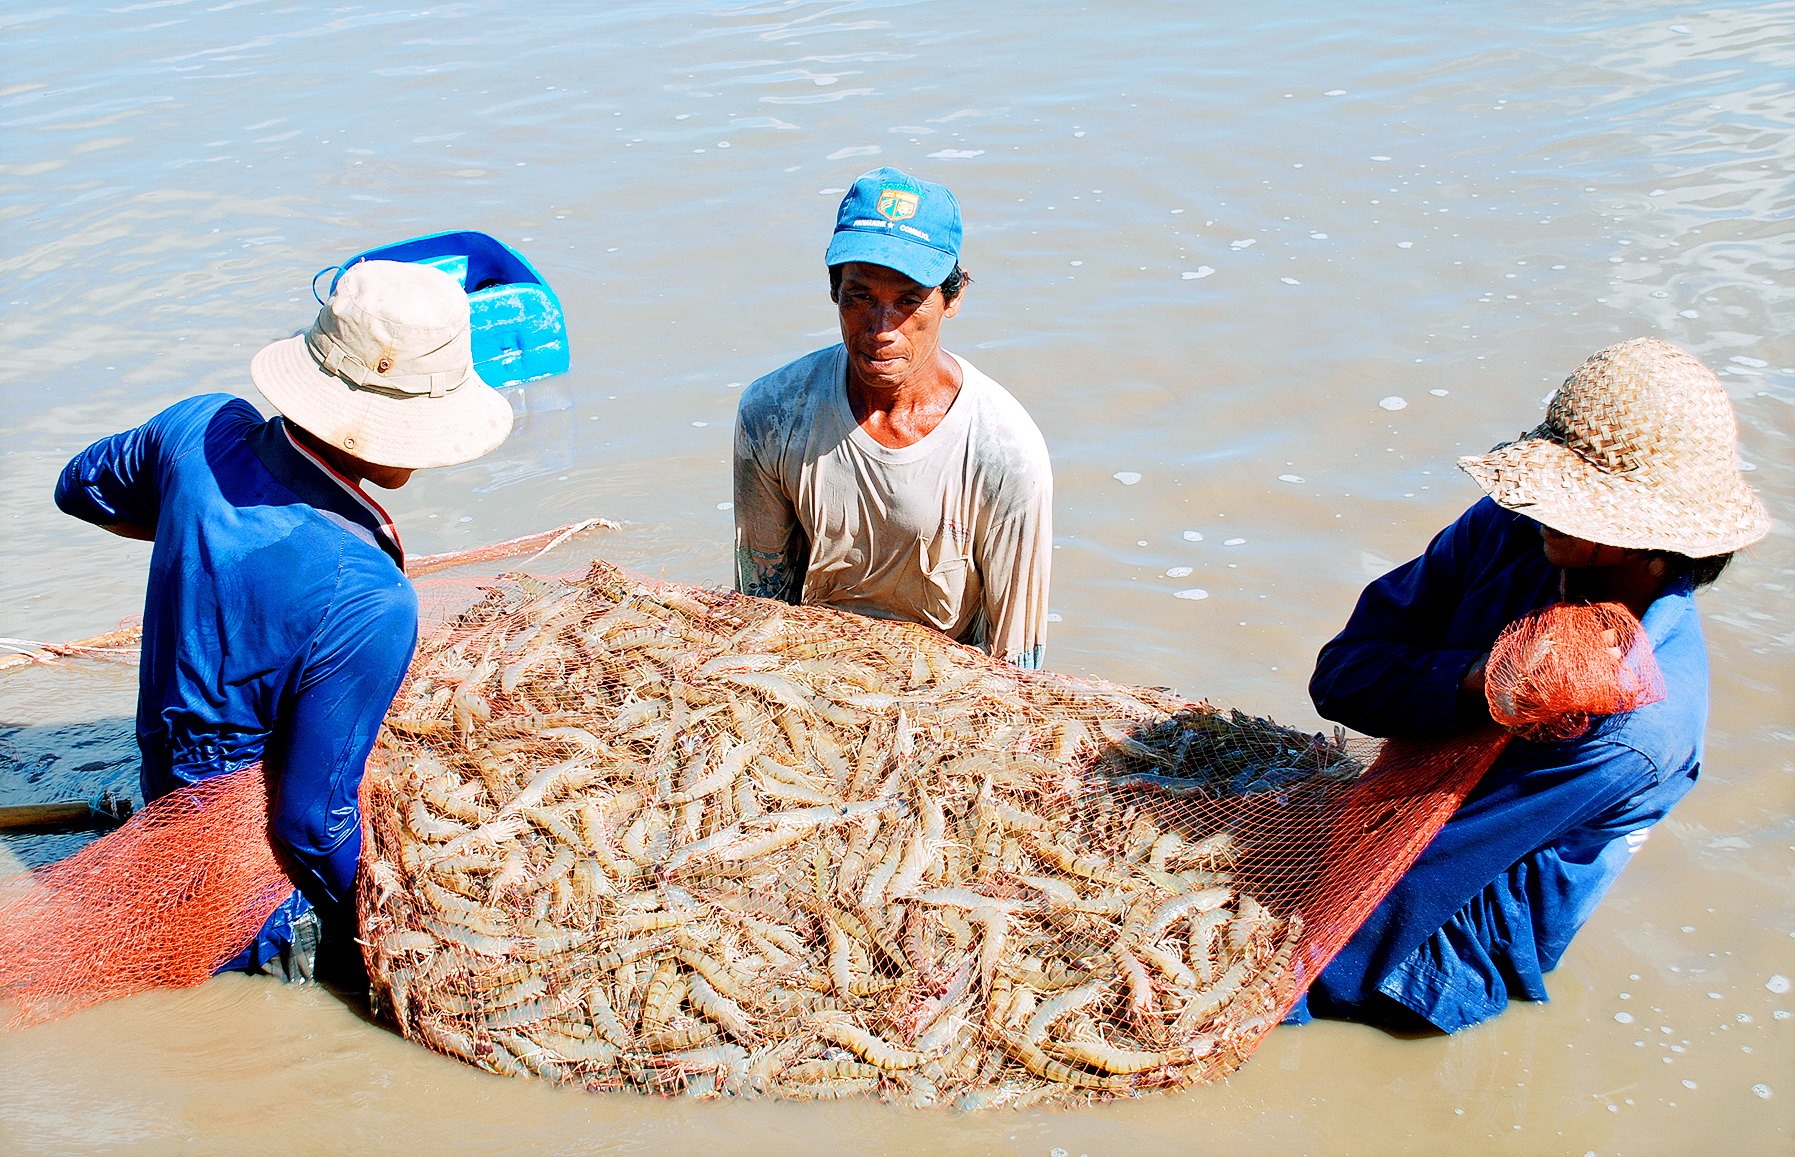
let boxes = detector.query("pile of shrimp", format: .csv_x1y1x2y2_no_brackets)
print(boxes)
360,560,1356,1108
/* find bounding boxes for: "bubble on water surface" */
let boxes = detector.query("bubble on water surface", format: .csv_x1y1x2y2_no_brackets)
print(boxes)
1679,310,1698,318
1182,267,1215,279
1397,241,1413,248
929,149,984,158
1309,232,1328,239
1173,589,1208,600
1615,1011,1634,1023
1167,566,1193,577
1230,239,1256,250
1731,356,1769,368
1182,530,1203,541
1429,388,1449,396
1281,277,1302,285
1379,396,1407,411
1224,537,1246,546
1753,1084,1772,1099
827,146,880,160
1113,471,1142,485
717,502,732,510
1370,155,1392,161
1766,974,1789,994
1278,474,1305,483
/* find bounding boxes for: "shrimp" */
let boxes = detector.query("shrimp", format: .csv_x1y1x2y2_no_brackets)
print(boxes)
1041,1038,1193,1075
809,1013,929,1070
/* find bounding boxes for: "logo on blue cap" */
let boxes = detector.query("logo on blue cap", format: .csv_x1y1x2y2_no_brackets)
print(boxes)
877,189,919,222
826,167,961,288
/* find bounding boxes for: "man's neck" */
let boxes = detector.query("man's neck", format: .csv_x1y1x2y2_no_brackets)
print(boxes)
846,349,964,449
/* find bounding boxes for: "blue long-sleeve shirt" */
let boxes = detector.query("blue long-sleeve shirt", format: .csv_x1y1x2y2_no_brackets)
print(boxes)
1301,498,1707,1032
55,394,418,914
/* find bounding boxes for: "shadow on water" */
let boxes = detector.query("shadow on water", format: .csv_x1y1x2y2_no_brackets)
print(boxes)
0,714,140,870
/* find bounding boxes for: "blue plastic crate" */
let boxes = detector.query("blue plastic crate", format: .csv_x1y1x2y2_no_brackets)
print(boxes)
325,231,570,388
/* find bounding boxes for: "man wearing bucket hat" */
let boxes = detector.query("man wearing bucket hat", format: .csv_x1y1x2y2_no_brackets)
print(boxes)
1293,338,1769,1032
734,167,1053,667
54,260,511,979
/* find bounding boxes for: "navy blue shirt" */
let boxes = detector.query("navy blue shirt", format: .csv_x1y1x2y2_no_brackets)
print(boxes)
1302,498,1707,1031
55,394,418,913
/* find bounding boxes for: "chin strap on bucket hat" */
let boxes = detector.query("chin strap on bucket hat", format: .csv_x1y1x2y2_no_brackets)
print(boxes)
250,260,513,470
1458,337,1770,557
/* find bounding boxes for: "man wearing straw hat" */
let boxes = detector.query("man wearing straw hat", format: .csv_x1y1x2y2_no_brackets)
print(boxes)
1295,338,1770,1033
734,167,1053,668
53,261,511,980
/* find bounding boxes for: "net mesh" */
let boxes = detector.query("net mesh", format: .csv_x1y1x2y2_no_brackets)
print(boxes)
0,764,292,1027
1485,601,1665,742
353,562,1659,1107
0,547,1665,1110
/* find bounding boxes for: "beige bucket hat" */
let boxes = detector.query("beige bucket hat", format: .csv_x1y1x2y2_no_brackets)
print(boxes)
1459,337,1769,558
250,260,513,469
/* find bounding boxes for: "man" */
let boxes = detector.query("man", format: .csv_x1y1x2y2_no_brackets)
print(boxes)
1294,338,1769,1032
54,260,512,979
733,167,1053,668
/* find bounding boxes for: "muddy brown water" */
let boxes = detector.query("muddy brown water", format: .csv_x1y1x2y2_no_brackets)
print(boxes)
2,2,1791,1153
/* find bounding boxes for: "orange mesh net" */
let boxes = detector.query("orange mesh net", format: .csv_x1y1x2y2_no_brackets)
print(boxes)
353,564,1664,1107
1485,601,1665,742
0,543,1665,1109
0,765,293,1027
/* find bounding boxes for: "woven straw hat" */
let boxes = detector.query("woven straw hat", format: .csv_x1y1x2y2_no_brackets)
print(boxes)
1459,337,1769,558
250,260,513,470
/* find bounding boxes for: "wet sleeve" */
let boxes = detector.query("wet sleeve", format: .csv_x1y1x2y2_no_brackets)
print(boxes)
977,465,1052,669
54,419,166,532
266,570,419,913
1308,508,1487,738
53,395,235,533
732,404,808,603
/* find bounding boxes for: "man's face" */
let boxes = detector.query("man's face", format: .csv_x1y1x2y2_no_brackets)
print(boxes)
1538,523,1638,569
834,261,961,392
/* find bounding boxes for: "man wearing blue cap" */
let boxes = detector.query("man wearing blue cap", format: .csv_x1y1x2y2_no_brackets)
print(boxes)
733,167,1053,667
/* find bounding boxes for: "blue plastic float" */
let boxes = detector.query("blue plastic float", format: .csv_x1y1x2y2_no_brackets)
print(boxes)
325,230,570,388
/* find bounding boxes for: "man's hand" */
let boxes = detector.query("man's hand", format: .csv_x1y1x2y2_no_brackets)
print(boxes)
102,523,155,542
1460,653,1489,709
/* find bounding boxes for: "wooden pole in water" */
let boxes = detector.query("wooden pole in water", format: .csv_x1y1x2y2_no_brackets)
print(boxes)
0,796,134,833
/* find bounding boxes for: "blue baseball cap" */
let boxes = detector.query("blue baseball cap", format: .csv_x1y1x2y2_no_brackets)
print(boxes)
824,167,962,288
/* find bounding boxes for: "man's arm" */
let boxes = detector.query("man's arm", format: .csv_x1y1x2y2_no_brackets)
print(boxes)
976,474,1052,670
265,575,418,916
732,407,808,603
1308,505,1492,738
55,421,167,539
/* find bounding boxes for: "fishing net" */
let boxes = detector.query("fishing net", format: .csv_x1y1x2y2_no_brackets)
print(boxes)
0,764,291,1027
0,533,1664,1109
0,521,617,1029
355,564,1663,1108
1485,601,1665,742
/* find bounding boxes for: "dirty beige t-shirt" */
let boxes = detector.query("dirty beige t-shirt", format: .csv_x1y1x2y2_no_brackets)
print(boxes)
733,345,1052,668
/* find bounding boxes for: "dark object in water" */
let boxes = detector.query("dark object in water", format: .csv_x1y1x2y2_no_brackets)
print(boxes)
0,791,134,833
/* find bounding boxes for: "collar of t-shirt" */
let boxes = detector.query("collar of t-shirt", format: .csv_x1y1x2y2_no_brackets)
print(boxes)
836,348,978,463
245,416,405,570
